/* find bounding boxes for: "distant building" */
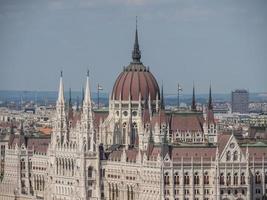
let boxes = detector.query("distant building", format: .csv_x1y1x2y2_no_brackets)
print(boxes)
231,89,249,113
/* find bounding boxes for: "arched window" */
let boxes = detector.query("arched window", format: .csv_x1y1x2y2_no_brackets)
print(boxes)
194,172,199,185
112,184,115,200
122,122,127,145
241,172,245,185
226,151,231,161
220,173,225,185
132,122,138,145
184,172,190,185
164,172,170,185
130,186,134,200
127,185,130,200
88,166,93,178
233,151,238,161
255,171,261,184
204,172,209,185
109,183,112,200
20,158,25,170
174,172,179,185
226,173,231,186
116,184,119,198
233,173,238,185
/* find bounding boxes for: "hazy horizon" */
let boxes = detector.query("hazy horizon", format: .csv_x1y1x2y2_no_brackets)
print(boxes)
0,0,266,94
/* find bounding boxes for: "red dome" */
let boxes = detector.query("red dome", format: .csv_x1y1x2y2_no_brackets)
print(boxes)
112,64,160,101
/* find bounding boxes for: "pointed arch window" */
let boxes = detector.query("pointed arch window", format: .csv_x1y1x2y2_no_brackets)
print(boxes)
255,171,261,184
241,172,245,185
184,172,190,185
204,171,209,185
122,122,127,145
132,122,138,145
233,151,238,161
226,151,231,161
220,173,225,185
233,173,238,185
164,172,170,185
226,173,231,186
194,172,200,185
174,172,179,185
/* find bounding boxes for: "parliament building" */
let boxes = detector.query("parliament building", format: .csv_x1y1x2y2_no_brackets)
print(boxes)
0,26,266,200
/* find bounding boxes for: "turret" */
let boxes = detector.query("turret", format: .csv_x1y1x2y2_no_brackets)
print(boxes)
54,71,67,145
81,70,95,152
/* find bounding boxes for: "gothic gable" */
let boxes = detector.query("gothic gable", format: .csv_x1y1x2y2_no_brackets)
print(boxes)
220,134,245,163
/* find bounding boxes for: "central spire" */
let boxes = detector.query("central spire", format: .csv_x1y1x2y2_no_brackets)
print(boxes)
208,84,213,110
131,17,141,64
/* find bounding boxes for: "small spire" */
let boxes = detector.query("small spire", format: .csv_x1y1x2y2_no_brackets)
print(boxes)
80,86,84,109
84,70,91,105
68,88,73,119
160,82,165,110
57,70,64,104
132,16,141,63
208,84,213,110
191,83,196,111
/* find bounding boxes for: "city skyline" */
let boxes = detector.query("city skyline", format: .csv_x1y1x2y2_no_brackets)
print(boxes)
0,0,266,94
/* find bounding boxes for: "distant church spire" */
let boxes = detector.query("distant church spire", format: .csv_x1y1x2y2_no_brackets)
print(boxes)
208,84,213,110
191,83,196,111
57,71,64,104
132,17,141,63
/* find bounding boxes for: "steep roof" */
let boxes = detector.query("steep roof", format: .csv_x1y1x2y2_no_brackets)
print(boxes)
170,115,203,132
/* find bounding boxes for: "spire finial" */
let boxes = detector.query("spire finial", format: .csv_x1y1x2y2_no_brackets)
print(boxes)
136,16,138,31
132,17,141,63
87,69,89,77
60,70,63,77
208,83,213,110
191,82,196,111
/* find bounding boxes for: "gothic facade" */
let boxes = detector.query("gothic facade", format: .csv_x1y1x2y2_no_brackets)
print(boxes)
0,27,266,200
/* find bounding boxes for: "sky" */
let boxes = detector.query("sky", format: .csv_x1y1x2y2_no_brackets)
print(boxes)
0,0,266,95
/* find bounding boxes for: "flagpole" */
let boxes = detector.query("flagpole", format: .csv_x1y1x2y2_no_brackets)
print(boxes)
177,83,182,110
97,83,99,109
177,83,180,110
